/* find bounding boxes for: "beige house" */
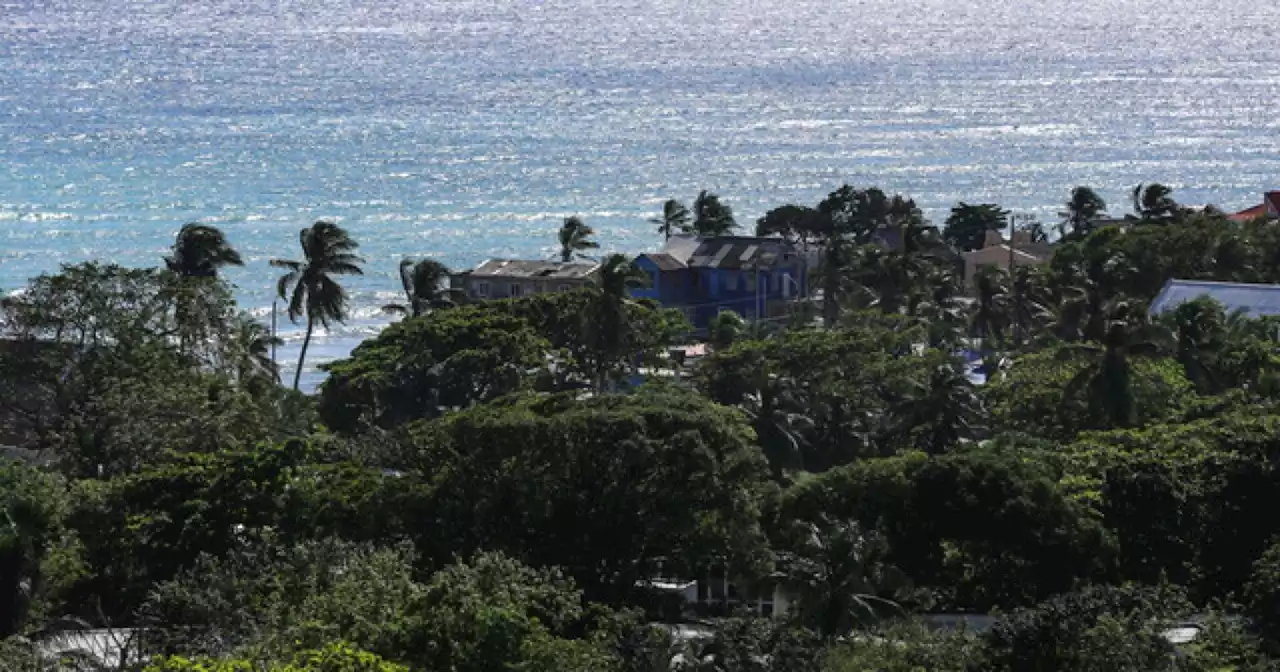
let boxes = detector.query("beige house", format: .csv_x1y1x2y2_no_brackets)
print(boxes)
962,230,1051,287
450,259,600,300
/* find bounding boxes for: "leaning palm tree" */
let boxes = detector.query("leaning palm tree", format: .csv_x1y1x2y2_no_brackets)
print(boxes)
1058,186,1108,239
691,190,736,237
557,216,599,262
1131,183,1178,221
165,223,244,278
650,199,691,240
382,258,461,318
887,361,986,455
270,221,364,390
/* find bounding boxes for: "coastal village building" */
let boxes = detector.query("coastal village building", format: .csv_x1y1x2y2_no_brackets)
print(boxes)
1150,279,1280,318
449,258,600,300
632,234,808,330
961,229,1052,287
1229,191,1280,222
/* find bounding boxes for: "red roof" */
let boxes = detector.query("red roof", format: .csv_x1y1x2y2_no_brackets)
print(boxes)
1230,204,1267,222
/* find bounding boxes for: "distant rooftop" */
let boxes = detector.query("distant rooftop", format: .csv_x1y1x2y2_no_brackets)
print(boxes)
461,258,599,279
1150,279,1280,317
686,236,799,270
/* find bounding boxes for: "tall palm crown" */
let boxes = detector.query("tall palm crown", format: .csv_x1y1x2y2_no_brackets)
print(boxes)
1059,186,1108,239
165,223,244,278
970,265,1012,345
1064,299,1173,428
591,254,649,390
691,190,736,237
270,220,364,389
384,258,458,318
650,199,691,240
557,216,599,262
1131,183,1179,220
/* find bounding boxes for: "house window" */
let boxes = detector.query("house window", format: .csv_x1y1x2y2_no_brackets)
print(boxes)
475,281,490,298
509,283,524,298
724,273,737,292
558,283,573,292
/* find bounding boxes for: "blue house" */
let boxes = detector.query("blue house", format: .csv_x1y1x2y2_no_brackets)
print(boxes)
633,235,808,330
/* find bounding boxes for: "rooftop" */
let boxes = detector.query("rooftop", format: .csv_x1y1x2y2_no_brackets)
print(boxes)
1150,279,1280,318
461,258,599,279
686,236,799,270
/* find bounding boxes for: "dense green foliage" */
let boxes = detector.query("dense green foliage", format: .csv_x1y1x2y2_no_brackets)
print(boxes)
11,187,1280,669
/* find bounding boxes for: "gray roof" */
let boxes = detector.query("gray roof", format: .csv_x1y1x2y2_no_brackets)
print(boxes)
686,237,799,270
642,253,687,271
462,259,599,280
1150,279,1280,317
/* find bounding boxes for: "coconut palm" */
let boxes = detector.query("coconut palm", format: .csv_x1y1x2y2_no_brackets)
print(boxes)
1131,183,1179,221
270,221,364,390
970,265,1012,346
164,223,244,278
1058,186,1108,239
913,268,967,348
229,314,281,384
650,199,691,240
1009,264,1053,345
778,516,902,638
591,254,649,390
382,258,461,318
557,216,599,262
1063,300,1174,428
887,361,986,455
691,190,736,237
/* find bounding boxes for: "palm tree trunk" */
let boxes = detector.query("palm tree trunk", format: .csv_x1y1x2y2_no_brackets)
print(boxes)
292,316,315,391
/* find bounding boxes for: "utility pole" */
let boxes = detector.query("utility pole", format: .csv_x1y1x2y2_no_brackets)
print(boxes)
271,299,278,375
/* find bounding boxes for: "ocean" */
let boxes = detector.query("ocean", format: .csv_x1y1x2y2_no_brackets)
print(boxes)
4,0,1280,389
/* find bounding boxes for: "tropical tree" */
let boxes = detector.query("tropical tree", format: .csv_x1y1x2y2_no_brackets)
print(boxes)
383,258,460,318
1131,183,1179,221
556,216,599,262
777,516,901,638
691,190,736,237
164,223,244,278
943,202,1009,252
1062,300,1174,428
970,265,1012,346
227,314,281,385
1009,265,1053,345
591,254,649,389
1059,187,1108,240
271,221,365,390
887,360,986,454
650,199,691,240
708,309,748,350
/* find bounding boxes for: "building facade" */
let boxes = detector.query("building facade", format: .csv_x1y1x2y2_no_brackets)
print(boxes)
632,235,807,329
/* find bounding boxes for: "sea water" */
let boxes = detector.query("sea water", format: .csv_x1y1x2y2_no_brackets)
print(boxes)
4,0,1280,389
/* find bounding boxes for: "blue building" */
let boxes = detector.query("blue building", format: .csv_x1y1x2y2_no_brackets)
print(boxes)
633,235,808,329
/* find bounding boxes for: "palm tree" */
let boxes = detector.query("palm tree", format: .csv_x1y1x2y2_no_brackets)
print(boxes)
592,254,649,390
1009,265,1053,345
1063,300,1173,428
229,314,281,384
691,190,736,237
913,268,967,348
707,309,748,350
165,223,244,278
1131,183,1178,220
557,216,599,262
270,221,364,390
382,258,461,318
650,199,691,240
970,265,1012,346
778,516,902,638
1058,187,1108,240
887,361,986,454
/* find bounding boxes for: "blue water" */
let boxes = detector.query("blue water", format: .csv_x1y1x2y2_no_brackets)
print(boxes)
5,0,1280,388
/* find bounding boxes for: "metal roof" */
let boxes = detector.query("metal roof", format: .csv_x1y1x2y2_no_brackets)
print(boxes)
1149,279,1280,317
463,258,599,279
686,237,797,270
640,253,687,271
